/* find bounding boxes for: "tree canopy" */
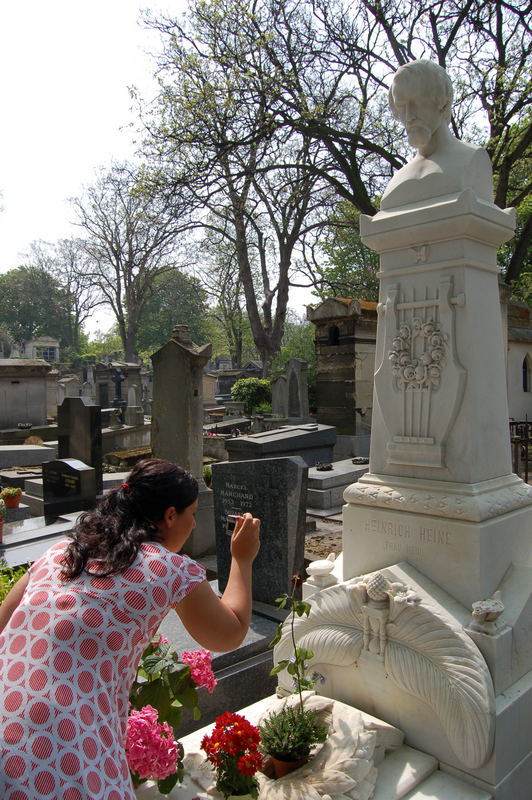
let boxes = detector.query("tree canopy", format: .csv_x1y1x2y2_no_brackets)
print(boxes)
142,0,530,300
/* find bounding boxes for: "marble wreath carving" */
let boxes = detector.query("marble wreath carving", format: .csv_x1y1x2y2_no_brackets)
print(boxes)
374,277,466,469
274,572,495,769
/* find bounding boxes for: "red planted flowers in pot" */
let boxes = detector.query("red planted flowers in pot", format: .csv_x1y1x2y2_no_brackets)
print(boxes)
201,712,262,799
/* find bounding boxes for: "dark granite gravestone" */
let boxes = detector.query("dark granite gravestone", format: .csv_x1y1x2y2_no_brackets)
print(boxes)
42,458,96,517
225,423,336,467
58,397,103,493
212,456,308,605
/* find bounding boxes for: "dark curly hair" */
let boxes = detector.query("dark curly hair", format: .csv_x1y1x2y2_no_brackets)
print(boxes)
61,458,198,579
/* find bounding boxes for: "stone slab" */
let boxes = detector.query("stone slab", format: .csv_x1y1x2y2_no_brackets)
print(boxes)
5,504,31,523
0,512,79,566
307,459,368,489
403,770,492,799
372,746,437,800
0,446,55,468
225,423,336,467
306,505,344,518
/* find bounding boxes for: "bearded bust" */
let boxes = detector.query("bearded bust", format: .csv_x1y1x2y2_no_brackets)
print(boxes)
380,60,493,210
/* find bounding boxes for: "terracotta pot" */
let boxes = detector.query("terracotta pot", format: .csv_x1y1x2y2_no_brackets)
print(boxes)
226,794,254,799
3,495,21,509
269,755,308,778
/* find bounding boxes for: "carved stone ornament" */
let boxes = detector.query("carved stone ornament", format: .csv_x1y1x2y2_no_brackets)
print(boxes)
471,592,505,635
274,573,495,769
180,693,378,800
343,471,532,522
374,277,466,468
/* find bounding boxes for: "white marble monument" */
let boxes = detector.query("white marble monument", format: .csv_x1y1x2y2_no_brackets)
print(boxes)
328,60,532,798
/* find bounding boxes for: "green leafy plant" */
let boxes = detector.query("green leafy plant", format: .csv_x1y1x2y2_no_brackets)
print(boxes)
259,705,327,762
260,576,328,764
1,487,22,499
231,378,271,415
0,560,29,602
128,636,217,794
0,499,5,522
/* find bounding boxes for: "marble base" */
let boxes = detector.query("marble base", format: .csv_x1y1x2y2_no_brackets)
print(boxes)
342,481,532,607
135,695,489,800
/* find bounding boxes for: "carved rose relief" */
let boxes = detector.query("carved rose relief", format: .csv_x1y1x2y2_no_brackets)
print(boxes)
389,317,447,390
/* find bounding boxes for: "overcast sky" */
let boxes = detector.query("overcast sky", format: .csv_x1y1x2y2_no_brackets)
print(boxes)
0,1,181,330
0,0,313,335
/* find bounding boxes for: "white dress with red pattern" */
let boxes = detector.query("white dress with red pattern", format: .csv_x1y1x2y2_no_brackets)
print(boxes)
0,539,206,800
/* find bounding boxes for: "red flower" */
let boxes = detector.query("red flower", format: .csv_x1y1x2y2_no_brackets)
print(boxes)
238,751,263,776
290,574,303,586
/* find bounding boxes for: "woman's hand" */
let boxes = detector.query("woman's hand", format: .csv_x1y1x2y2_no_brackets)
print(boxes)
230,512,260,563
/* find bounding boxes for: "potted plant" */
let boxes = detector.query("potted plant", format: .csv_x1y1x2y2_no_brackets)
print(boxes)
259,575,328,778
1,486,22,508
201,712,263,798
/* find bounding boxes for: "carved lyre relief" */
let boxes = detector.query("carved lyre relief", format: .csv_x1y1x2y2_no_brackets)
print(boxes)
375,277,466,468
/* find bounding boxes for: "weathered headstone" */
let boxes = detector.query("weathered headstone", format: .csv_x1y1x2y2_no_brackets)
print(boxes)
42,458,96,516
57,397,103,493
151,324,214,556
212,456,308,605
287,358,309,418
271,375,288,417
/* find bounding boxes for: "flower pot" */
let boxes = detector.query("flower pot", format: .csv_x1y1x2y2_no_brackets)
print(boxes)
269,755,308,779
3,496,21,509
226,794,254,799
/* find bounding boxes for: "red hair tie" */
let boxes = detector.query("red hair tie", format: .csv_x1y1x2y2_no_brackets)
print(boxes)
121,483,130,491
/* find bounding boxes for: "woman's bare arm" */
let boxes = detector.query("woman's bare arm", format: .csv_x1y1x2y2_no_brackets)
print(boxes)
175,513,260,651
0,571,29,634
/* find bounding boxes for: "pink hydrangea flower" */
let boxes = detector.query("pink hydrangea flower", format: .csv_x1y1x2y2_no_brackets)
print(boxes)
126,705,180,780
181,649,217,693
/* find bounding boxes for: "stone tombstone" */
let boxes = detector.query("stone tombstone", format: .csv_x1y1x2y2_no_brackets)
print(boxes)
57,397,103,493
271,375,288,417
286,358,309,418
125,384,144,426
212,456,308,605
151,324,214,557
127,384,138,407
42,458,96,516
340,60,532,799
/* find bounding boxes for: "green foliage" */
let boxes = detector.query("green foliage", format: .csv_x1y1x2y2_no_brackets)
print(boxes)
316,202,380,302
203,463,212,487
231,378,271,414
0,267,74,346
128,637,214,791
129,638,202,729
259,705,328,761
1,487,22,499
0,561,29,603
80,329,124,362
261,575,328,760
136,269,211,354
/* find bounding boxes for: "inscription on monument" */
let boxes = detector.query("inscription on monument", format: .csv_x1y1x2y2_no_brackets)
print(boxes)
364,517,452,554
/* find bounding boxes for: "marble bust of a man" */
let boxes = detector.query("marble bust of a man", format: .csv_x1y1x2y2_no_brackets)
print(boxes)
380,60,493,210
